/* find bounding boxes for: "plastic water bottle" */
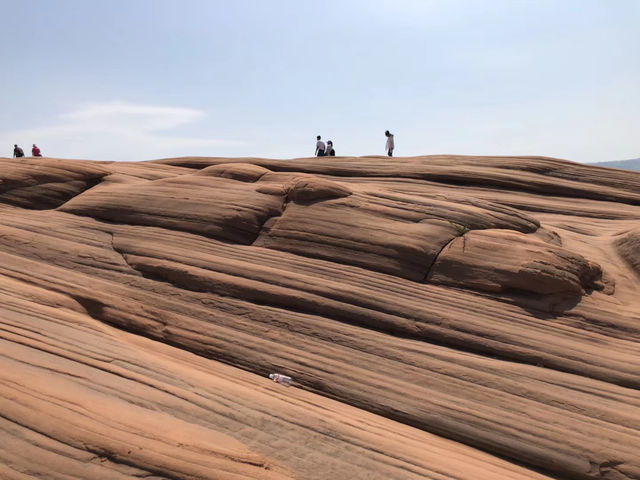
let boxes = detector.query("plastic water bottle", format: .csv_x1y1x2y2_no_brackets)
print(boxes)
269,373,293,386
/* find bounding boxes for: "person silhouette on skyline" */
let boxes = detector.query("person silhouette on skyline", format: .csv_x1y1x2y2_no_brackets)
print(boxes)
385,130,394,157
326,140,335,156
13,144,24,158
315,135,326,156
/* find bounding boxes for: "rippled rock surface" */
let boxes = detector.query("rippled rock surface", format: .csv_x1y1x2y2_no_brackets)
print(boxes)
1,155,639,480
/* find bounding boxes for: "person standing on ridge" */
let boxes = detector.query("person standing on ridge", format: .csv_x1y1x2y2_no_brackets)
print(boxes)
385,130,394,157
315,135,326,156
326,140,335,156
13,144,24,158
32,144,42,157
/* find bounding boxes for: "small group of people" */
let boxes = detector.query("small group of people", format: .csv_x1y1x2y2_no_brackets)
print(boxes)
315,136,335,157
314,130,395,157
13,144,42,158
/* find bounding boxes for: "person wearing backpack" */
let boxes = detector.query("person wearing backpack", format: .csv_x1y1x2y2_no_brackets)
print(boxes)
326,140,335,156
13,144,24,158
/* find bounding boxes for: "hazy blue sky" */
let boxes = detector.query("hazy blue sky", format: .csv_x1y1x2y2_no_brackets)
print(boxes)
1,0,638,162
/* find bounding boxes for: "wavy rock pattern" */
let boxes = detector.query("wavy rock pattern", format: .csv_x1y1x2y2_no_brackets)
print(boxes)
430,229,604,294
1,155,639,480
615,228,640,276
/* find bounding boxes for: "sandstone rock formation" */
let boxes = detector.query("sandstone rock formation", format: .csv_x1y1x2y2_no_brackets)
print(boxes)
429,229,604,294
615,228,640,276
1,155,639,480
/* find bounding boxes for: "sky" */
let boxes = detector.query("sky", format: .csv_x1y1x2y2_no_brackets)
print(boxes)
1,0,638,162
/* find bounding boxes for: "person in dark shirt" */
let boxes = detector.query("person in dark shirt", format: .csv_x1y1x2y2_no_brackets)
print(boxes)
326,140,335,156
13,144,24,158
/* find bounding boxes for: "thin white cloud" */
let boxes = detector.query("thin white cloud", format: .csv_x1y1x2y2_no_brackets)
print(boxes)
60,101,205,131
1,101,243,161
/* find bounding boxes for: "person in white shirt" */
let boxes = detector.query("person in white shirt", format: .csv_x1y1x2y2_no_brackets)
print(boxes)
315,135,326,156
385,130,394,157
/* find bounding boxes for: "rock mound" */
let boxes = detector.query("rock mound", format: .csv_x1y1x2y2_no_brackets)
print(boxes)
429,229,604,294
196,162,271,182
615,228,640,276
59,173,284,244
0,157,108,208
286,177,352,204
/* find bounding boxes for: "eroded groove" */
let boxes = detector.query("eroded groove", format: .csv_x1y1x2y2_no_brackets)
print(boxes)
422,231,465,283
0,176,105,210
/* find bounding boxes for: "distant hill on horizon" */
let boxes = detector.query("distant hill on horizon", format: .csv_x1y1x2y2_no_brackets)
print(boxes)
592,157,640,171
